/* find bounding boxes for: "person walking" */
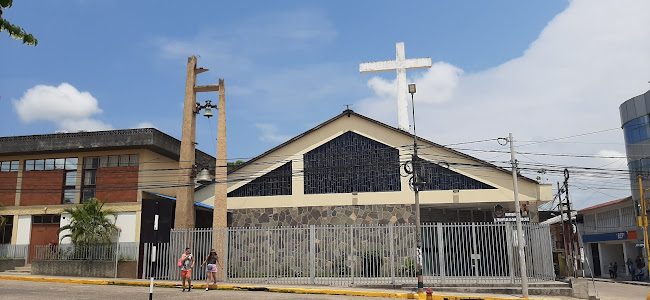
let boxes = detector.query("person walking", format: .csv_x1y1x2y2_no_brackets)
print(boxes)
613,262,618,279
179,247,195,292
627,258,636,280
635,256,646,280
200,249,223,291
608,263,614,278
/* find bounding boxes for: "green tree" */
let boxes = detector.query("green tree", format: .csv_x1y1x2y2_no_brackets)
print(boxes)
0,0,38,45
57,198,117,246
227,160,245,167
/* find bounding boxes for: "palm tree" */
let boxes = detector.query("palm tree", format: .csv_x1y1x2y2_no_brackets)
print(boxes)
57,198,117,247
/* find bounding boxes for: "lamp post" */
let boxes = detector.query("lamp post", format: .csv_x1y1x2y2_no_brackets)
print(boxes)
408,83,424,294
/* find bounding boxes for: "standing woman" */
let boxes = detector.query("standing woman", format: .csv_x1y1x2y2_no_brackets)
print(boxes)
201,249,222,291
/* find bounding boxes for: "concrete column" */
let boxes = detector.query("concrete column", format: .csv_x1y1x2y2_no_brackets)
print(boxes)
213,79,227,281
292,159,304,197
174,56,198,229
213,78,227,229
11,214,19,245
597,243,605,277
14,161,23,206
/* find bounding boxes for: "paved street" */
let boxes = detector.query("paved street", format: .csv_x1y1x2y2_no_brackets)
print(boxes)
0,280,365,300
590,281,650,300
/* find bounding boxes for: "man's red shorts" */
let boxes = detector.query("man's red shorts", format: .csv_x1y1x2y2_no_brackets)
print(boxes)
181,270,192,278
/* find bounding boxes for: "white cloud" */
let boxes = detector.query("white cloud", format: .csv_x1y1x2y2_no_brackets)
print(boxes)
255,123,291,144
356,0,650,208
136,122,156,129
13,83,112,132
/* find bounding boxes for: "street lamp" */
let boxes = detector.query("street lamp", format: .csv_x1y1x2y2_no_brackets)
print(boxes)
408,83,424,294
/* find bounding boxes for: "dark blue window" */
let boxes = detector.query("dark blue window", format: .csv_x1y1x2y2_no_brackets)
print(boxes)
623,115,650,144
303,131,401,194
228,162,292,197
416,157,496,191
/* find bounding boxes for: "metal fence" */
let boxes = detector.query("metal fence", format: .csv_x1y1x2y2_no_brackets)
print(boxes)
33,243,139,261
0,244,28,259
143,223,555,286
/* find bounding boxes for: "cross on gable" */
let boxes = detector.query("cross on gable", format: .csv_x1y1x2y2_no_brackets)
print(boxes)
360,42,431,131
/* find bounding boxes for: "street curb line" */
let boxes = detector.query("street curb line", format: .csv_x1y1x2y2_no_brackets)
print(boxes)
0,275,560,300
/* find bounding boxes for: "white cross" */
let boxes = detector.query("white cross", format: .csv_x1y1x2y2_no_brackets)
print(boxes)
360,42,431,131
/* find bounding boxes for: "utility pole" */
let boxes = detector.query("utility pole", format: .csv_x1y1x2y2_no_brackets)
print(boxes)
508,133,528,298
408,83,424,294
637,175,650,278
563,169,578,277
557,181,571,277
175,56,221,229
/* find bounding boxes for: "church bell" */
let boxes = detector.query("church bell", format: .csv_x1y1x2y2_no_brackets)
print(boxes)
203,107,214,118
197,168,212,184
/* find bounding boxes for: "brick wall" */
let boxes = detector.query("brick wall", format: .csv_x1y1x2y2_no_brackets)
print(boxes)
0,172,17,206
20,170,64,206
96,166,138,203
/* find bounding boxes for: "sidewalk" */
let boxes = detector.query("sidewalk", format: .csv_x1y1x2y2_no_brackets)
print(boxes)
0,272,574,300
589,276,650,287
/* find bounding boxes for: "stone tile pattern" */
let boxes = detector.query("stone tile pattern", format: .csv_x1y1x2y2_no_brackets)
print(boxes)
230,204,415,228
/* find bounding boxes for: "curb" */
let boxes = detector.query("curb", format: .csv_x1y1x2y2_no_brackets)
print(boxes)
0,275,562,300
590,277,650,287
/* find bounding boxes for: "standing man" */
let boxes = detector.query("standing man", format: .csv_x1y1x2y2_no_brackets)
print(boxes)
179,247,195,292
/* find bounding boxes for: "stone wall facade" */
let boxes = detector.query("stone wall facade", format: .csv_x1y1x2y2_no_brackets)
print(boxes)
229,204,416,227
0,258,24,271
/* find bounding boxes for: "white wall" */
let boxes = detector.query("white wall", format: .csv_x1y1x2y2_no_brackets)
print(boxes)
59,212,137,244
16,215,31,245
113,212,137,243
598,243,625,277
59,213,72,244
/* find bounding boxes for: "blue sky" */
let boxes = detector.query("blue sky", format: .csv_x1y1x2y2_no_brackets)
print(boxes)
2,0,650,208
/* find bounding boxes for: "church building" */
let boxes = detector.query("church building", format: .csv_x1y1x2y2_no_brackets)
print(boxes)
198,110,552,227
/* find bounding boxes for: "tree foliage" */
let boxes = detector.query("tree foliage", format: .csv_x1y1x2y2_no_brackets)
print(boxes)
227,160,246,166
58,198,118,246
0,0,38,45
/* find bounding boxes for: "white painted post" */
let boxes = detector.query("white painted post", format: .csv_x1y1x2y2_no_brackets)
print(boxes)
114,229,121,278
309,225,315,285
389,224,395,285
150,203,159,300
437,223,446,284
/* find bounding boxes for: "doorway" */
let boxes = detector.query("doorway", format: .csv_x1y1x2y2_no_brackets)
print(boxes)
590,243,601,277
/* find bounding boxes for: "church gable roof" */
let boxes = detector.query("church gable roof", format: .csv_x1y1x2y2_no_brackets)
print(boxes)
229,109,537,184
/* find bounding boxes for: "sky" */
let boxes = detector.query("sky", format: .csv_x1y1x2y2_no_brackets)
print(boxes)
2,0,650,209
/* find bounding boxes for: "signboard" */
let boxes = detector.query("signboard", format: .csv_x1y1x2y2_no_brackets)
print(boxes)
493,204,530,222
494,212,530,222
582,231,635,243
